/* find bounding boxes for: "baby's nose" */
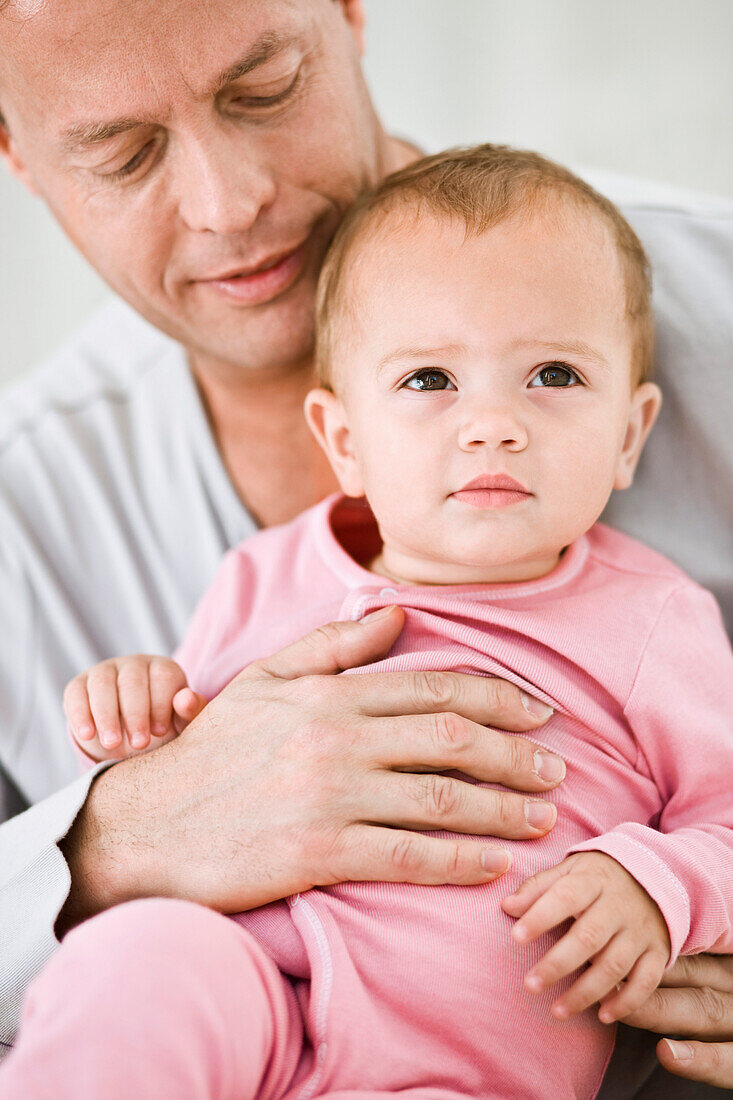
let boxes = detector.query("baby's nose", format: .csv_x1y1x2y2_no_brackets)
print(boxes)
457,404,529,451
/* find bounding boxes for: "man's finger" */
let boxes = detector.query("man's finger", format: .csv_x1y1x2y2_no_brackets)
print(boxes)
657,1037,733,1088
373,713,564,792
328,823,512,886
246,612,555,735
660,954,733,994
247,606,407,681
374,770,556,839
623,986,733,1039
347,669,554,732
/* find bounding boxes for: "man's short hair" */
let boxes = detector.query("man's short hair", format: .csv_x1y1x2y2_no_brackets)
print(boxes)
315,144,654,390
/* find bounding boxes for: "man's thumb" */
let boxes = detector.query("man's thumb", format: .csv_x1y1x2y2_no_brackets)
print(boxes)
248,604,405,682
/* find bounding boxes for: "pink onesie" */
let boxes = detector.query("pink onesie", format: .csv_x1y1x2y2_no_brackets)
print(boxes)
7,493,733,1100
177,493,733,1099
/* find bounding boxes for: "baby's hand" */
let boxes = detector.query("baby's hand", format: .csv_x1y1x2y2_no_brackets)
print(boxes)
501,851,671,1024
64,655,207,762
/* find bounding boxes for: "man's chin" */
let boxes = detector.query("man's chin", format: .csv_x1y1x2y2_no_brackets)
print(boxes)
183,324,317,382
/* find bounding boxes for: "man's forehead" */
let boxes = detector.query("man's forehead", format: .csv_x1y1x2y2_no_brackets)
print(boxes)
0,0,317,131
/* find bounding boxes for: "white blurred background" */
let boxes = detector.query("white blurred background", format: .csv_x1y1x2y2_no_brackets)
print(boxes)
1,0,732,385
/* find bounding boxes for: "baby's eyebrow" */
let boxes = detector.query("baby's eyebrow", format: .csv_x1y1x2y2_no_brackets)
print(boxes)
376,343,468,374
512,337,609,366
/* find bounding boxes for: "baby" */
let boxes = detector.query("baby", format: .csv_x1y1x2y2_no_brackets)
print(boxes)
8,146,733,1100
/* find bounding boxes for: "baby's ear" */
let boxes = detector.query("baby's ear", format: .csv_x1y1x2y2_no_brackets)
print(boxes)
614,382,663,490
304,388,365,498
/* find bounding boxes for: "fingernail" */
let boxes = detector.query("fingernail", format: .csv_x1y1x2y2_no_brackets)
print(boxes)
533,751,565,783
525,973,543,992
152,723,167,736
524,800,556,830
520,691,554,720
664,1039,694,1061
361,606,395,623
481,848,510,874
78,724,95,740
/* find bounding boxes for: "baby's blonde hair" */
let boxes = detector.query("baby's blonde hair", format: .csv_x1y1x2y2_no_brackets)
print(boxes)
316,144,653,390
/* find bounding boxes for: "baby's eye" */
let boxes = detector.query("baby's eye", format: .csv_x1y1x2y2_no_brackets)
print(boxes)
528,362,583,388
402,370,456,392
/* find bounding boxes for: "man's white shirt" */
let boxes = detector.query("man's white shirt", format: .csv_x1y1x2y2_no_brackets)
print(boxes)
0,176,731,1059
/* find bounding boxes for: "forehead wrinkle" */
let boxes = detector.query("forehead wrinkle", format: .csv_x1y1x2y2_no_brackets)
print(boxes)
48,0,310,146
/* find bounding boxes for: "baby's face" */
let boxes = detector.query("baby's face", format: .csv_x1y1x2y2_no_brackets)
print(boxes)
310,205,660,585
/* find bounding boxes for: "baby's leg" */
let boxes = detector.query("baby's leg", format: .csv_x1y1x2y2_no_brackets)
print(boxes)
0,898,304,1100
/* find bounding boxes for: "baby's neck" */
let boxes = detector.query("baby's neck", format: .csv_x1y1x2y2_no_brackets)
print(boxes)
366,546,563,587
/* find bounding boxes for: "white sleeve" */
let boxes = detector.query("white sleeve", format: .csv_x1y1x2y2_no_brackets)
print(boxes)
0,763,111,1052
0,525,114,1050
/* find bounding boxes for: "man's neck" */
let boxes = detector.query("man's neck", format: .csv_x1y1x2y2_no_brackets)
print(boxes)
190,134,421,529
193,357,339,528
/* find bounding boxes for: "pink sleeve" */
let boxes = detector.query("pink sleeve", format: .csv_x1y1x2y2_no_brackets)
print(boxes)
569,583,733,964
172,547,254,700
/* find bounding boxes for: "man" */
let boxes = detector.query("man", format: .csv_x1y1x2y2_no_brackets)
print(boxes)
0,0,731,1092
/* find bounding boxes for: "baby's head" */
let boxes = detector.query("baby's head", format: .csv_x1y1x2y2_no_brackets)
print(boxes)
305,145,662,585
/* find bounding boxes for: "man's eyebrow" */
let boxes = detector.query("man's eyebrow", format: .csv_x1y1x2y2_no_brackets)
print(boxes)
62,31,296,149
63,117,149,149
210,31,294,93
377,344,468,374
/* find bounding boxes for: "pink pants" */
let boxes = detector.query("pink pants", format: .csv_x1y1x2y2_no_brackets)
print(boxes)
1,899,441,1100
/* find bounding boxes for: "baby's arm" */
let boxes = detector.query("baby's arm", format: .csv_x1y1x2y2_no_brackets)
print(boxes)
502,851,670,1022
507,582,733,1024
64,655,207,762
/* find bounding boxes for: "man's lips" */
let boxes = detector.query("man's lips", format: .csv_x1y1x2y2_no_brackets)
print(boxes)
193,240,309,306
451,475,531,509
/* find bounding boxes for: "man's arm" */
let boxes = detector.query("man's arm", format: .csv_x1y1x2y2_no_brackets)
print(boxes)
0,762,111,1050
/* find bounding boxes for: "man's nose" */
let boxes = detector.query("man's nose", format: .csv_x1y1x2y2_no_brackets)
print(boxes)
457,398,529,452
175,131,277,236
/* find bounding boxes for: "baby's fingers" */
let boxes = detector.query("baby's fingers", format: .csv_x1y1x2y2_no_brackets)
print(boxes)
546,932,641,1019
597,950,669,1024
149,658,188,737
522,901,619,995
502,859,574,918
172,688,207,733
117,659,153,750
510,867,602,944
87,662,124,750
63,676,96,742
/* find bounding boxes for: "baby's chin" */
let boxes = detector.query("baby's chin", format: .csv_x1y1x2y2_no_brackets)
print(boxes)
375,540,565,587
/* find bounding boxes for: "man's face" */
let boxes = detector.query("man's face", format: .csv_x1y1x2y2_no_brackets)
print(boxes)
0,0,382,375
320,206,658,585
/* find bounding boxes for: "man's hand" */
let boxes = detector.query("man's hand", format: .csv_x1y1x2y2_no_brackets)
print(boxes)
622,954,733,1089
58,605,562,930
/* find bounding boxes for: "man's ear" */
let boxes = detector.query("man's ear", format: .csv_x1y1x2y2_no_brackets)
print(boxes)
336,0,366,54
304,387,365,497
0,120,40,195
613,382,663,490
